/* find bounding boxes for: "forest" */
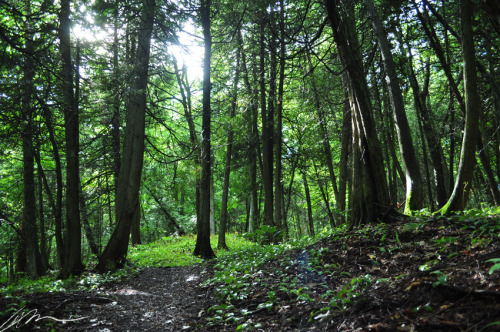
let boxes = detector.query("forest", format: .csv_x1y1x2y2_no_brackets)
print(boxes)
0,0,500,330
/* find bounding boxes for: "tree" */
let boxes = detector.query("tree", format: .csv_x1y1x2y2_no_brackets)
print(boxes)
98,0,155,271
324,0,391,226
218,42,241,250
59,0,83,277
20,1,43,277
439,0,480,214
363,0,423,213
193,0,216,259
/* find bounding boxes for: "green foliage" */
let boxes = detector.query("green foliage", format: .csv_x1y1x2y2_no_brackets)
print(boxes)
128,233,254,267
486,259,500,275
243,225,283,244
430,270,448,287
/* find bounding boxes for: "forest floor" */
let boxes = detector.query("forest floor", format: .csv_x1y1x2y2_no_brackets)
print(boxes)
1,214,500,331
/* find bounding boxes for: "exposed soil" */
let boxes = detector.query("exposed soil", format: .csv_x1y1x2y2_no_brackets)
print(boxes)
2,215,500,331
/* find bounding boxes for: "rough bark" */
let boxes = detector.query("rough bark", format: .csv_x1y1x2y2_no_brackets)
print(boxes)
218,45,241,249
21,13,43,276
439,0,480,214
274,0,286,233
325,0,391,226
97,0,155,271
239,31,259,233
302,171,314,237
59,0,83,277
363,0,423,213
193,0,215,259
260,11,274,228
39,102,64,268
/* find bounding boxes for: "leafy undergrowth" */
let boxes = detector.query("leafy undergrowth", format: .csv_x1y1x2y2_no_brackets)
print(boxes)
1,213,499,331
128,233,254,267
200,211,500,331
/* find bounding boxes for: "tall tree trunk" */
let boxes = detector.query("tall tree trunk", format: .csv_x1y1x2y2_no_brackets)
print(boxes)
239,31,259,233
338,86,351,223
325,0,391,226
219,45,241,249
97,0,155,271
210,164,215,234
260,11,274,229
21,8,43,276
111,10,121,191
59,0,83,277
404,50,449,207
193,0,215,259
274,0,286,233
39,102,64,268
36,154,49,270
173,59,200,223
306,48,340,213
363,0,423,213
439,0,480,214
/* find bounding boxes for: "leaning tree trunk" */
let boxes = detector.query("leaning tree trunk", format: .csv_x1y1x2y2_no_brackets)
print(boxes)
439,0,480,214
363,0,423,213
325,0,391,226
193,0,216,259
97,0,155,272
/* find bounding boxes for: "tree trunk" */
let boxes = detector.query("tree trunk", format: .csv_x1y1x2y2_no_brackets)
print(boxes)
193,0,216,259
59,0,83,277
21,10,43,276
218,45,241,249
97,0,155,271
439,0,480,214
260,11,274,229
363,0,423,213
173,58,200,223
338,87,351,223
325,0,391,226
79,181,99,255
274,0,286,233
39,103,64,268
239,31,259,233
302,171,314,237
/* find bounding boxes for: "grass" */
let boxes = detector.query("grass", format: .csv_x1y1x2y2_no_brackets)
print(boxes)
128,233,255,267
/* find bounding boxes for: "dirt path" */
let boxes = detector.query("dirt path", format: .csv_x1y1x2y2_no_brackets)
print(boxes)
8,265,213,331
3,215,500,331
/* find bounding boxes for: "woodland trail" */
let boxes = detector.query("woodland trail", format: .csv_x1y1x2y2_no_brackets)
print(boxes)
3,215,500,331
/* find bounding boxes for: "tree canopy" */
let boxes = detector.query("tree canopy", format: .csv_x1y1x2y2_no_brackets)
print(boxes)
0,0,499,277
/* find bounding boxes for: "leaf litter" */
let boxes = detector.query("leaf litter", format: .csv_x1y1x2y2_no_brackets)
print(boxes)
1,214,499,331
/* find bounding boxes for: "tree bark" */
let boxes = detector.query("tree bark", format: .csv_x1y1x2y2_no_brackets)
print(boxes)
39,102,64,268
193,0,216,259
21,8,43,276
363,0,423,213
274,0,286,233
260,11,274,229
59,0,83,277
325,0,390,226
218,44,241,249
439,0,480,214
239,31,259,233
302,171,314,237
97,0,155,271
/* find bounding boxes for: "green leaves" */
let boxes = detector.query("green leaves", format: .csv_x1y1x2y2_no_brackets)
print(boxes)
486,258,500,275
